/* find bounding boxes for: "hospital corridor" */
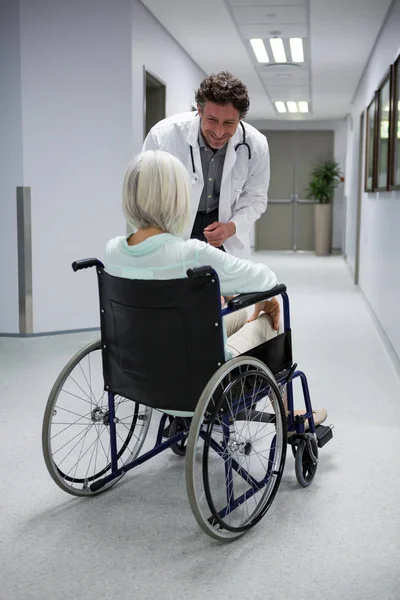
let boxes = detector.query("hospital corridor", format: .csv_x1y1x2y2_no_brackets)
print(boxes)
1,0,400,598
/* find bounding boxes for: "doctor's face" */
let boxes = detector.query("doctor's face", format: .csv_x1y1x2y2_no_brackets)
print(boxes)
198,102,241,150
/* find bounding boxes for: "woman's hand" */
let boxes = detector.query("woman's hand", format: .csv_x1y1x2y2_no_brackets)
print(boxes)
220,295,236,306
247,297,280,331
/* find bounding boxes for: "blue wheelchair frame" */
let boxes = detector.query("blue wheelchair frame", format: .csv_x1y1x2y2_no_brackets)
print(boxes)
222,292,315,437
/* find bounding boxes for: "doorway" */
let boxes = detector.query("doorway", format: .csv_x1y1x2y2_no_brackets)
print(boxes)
143,68,166,139
256,130,334,251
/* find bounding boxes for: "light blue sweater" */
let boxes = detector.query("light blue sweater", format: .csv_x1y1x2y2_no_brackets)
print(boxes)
104,234,278,295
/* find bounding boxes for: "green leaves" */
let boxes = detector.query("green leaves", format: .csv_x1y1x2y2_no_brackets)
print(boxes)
305,159,342,204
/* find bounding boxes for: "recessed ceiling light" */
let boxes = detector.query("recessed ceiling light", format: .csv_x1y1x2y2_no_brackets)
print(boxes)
289,38,304,63
250,38,269,63
299,101,309,113
287,101,298,113
269,38,286,63
275,101,287,113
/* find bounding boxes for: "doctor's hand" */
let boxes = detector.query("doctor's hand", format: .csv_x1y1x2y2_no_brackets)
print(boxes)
247,297,280,331
204,221,236,248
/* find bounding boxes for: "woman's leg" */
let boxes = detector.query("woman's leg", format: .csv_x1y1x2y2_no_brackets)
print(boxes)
223,309,248,338
226,314,327,428
225,313,277,357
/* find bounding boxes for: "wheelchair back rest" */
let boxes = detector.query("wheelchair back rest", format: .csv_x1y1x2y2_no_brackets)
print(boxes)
97,268,225,412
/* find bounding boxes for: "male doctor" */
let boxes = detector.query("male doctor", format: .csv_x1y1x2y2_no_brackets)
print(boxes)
142,71,270,258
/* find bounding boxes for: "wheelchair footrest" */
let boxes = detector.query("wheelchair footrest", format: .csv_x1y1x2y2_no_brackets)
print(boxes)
315,424,334,448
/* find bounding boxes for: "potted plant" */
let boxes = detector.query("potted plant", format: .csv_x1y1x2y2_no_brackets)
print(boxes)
305,159,343,256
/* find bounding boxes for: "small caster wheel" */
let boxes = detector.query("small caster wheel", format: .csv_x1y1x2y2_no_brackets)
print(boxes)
295,434,318,487
169,418,188,456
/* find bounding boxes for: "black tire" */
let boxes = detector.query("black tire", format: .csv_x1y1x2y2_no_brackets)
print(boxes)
169,417,189,456
295,435,318,487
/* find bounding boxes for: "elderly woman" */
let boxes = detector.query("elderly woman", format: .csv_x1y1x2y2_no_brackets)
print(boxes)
105,150,327,425
105,150,280,358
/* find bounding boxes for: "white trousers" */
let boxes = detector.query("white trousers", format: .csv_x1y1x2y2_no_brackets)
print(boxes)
223,309,278,358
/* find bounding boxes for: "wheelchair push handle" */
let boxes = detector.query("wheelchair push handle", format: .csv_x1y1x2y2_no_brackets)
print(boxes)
72,258,104,272
187,266,218,280
227,284,287,311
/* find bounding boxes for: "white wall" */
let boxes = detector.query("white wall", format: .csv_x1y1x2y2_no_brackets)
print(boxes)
0,0,206,334
19,0,134,332
345,0,400,360
131,0,205,154
248,119,347,250
0,0,23,333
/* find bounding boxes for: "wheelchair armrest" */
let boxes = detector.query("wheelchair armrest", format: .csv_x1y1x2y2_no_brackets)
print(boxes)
227,284,287,311
72,258,105,272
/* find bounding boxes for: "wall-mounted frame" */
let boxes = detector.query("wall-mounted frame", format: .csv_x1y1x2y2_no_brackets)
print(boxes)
376,68,393,191
365,94,378,192
390,54,400,190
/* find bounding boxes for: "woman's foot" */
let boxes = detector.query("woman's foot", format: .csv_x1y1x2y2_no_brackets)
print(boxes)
291,408,327,428
294,408,327,426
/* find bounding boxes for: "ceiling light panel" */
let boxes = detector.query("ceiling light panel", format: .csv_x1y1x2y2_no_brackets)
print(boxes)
287,101,298,113
275,101,287,113
299,101,309,112
269,38,286,63
250,39,269,63
290,38,304,62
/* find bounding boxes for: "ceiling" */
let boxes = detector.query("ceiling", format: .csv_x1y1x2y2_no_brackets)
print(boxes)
140,0,392,122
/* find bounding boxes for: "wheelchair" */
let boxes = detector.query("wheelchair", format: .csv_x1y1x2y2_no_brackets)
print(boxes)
42,259,333,542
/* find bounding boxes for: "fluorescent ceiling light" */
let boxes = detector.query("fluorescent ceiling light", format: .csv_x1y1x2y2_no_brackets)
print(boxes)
250,39,269,63
299,101,309,113
275,101,287,113
287,102,298,113
289,38,304,63
269,38,286,63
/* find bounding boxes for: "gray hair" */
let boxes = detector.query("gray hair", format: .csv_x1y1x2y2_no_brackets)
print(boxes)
122,150,191,236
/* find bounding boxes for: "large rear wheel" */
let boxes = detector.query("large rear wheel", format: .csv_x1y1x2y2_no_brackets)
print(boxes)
186,356,287,541
42,339,152,496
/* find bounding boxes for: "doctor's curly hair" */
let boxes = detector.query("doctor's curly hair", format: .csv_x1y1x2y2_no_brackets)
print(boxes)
195,71,250,119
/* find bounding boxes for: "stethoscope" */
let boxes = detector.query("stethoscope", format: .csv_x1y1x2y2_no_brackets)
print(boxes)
190,121,251,184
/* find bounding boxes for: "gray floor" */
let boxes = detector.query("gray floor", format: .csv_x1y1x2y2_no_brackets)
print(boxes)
1,253,400,600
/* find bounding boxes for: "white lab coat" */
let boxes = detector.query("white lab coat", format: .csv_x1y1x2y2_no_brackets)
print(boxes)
142,112,270,257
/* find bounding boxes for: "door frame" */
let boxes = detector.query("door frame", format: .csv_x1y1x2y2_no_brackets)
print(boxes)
256,129,333,252
354,112,365,285
142,67,166,140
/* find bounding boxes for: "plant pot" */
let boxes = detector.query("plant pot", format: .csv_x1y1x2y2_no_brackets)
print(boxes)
314,203,332,256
